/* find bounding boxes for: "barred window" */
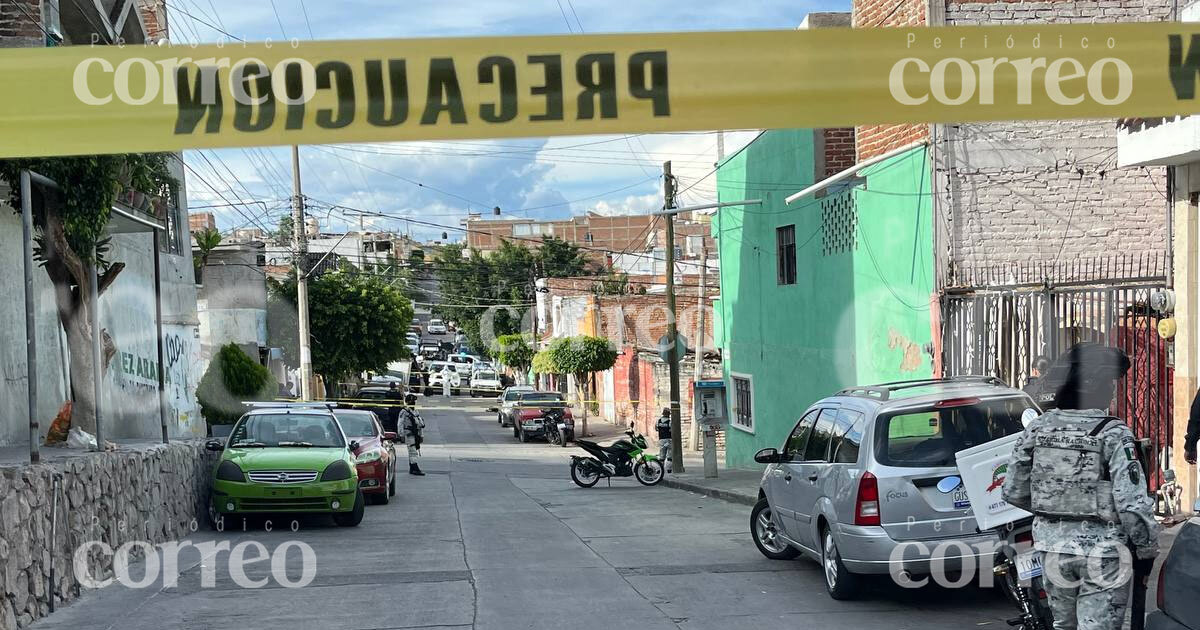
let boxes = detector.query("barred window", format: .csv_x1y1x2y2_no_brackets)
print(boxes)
731,374,754,433
776,224,796,285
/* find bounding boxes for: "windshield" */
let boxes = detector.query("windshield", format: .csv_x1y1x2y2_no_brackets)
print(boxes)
520,393,564,403
876,397,1031,467
229,413,345,448
333,412,378,437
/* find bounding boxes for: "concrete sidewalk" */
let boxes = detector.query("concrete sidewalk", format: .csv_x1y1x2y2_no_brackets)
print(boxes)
660,451,761,506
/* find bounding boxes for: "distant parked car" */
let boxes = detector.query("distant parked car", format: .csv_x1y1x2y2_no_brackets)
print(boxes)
332,409,398,505
470,369,503,397
497,385,535,426
426,361,462,395
408,324,422,336
511,391,573,443
427,319,448,335
750,376,1034,600
347,385,404,433
1146,518,1200,630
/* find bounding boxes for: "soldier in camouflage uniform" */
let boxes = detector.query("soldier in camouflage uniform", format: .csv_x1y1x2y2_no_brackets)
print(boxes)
1003,344,1158,630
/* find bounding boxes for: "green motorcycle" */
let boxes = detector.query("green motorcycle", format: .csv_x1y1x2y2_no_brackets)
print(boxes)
569,429,664,488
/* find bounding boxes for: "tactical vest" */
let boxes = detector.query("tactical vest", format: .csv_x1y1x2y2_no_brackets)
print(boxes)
1029,413,1121,522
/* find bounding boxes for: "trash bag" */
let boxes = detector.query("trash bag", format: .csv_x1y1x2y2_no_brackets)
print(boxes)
66,426,98,450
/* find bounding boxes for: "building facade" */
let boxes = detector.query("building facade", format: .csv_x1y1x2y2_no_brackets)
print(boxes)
714,129,935,468
0,0,204,445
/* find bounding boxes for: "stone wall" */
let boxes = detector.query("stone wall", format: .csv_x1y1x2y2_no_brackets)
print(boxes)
0,442,215,629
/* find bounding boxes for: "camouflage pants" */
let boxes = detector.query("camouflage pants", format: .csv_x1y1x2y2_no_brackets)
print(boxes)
406,443,420,460
1043,553,1131,630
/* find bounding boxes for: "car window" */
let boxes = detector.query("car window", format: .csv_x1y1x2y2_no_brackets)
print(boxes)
803,409,836,461
877,396,1030,467
830,409,865,464
783,409,819,460
334,412,378,437
520,393,563,403
230,413,345,448
358,391,388,400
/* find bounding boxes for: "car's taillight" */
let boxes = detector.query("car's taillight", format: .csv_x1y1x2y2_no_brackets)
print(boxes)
1015,530,1033,545
1157,557,1166,610
855,471,881,526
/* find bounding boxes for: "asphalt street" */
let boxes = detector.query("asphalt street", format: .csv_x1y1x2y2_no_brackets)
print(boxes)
31,396,1016,630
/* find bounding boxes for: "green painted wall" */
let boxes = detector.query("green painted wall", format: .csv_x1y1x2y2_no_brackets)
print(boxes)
714,132,934,469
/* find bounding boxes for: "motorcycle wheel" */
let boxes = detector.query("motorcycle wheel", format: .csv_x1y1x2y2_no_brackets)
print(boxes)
570,460,601,488
634,460,665,486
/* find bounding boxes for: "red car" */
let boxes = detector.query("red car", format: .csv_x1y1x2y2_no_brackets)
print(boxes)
333,409,399,505
512,391,574,443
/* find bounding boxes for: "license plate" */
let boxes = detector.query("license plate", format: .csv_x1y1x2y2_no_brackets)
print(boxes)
952,487,971,509
1016,550,1043,580
268,488,300,497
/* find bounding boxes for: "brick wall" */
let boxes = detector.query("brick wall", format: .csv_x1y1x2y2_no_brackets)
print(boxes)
137,0,167,41
852,0,929,159
940,0,1171,275
822,128,856,177
0,0,43,48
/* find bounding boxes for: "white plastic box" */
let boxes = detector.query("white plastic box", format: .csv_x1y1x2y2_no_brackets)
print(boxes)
955,433,1032,531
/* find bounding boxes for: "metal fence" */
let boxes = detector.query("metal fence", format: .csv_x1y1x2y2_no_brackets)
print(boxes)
942,256,1173,490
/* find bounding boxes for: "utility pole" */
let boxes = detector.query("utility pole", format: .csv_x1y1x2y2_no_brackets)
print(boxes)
292,145,313,400
663,161,685,474
691,242,707,454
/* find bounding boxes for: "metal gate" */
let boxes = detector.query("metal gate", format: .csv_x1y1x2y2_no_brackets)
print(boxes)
942,257,1173,490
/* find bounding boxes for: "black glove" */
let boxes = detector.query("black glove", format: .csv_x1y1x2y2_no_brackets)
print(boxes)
1186,446,1197,465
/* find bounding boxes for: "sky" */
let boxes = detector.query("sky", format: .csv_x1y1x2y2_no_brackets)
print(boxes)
176,0,844,241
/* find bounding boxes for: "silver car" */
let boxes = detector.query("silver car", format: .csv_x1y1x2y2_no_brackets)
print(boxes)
497,385,534,427
751,376,1034,600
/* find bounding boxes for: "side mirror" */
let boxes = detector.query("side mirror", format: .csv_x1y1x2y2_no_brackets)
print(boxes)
382,432,399,442
205,439,224,452
348,440,360,451
754,448,782,464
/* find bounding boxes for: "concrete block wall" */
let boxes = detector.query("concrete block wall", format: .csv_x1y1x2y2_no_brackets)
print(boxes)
0,443,215,630
939,0,1172,275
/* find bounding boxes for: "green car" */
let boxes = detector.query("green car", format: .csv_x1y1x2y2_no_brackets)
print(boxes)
205,403,365,528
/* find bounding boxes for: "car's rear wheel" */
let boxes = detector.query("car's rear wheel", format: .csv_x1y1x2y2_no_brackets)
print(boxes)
388,470,396,497
751,498,799,560
821,526,860,600
333,489,365,527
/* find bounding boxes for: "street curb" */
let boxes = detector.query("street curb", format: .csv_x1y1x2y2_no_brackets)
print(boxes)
661,476,757,507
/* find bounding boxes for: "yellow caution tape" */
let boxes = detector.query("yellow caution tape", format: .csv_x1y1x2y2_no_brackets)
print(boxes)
3,23,1200,157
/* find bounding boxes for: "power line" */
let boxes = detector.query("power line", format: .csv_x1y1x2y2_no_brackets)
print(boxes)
268,0,289,39
298,0,315,38
163,0,244,41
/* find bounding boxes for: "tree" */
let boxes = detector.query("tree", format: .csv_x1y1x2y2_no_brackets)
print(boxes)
537,236,591,277
592,272,630,296
496,334,535,384
431,238,596,360
192,227,222,283
197,343,276,426
547,335,619,437
266,279,300,368
0,154,175,435
272,266,414,391
531,348,560,377
275,215,294,245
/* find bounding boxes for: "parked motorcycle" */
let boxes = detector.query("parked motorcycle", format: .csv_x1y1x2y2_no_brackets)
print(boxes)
543,408,569,447
569,427,664,488
992,517,1053,630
